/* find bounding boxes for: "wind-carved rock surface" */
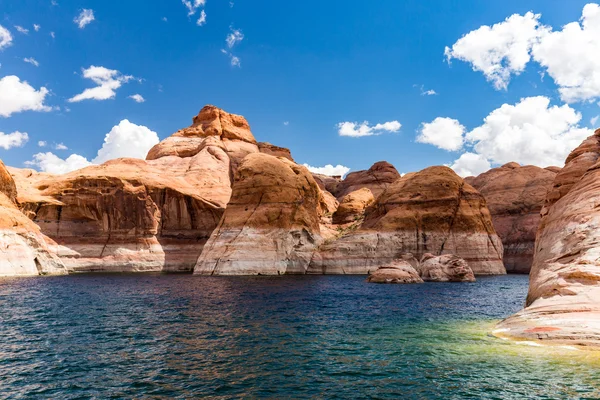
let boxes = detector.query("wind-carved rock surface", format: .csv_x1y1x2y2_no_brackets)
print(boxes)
309,166,505,275
0,161,66,276
333,161,400,199
419,254,475,282
332,188,375,225
366,260,423,284
258,142,294,161
466,163,559,274
495,129,600,347
11,105,261,273
195,153,323,275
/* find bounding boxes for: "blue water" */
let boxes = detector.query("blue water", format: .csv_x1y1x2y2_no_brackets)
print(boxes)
1,274,600,399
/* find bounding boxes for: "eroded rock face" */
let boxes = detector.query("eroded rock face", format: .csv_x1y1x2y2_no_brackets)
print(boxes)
334,161,401,199
258,142,294,161
194,153,323,275
309,166,505,275
0,161,66,276
466,163,559,274
332,188,374,225
419,254,475,282
366,260,423,284
495,129,600,347
312,174,342,195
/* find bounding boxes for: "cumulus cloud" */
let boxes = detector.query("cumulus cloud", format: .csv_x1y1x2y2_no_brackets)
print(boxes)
417,117,465,151
14,25,29,34
74,9,95,29
55,143,68,150
337,120,401,137
38,140,47,147
226,28,244,48
449,153,491,177
197,10,207,26
303,163,351,178
446,4,600,103
0,25,13,50
129,94,145,103
182,0,206,16
23,57,39,67
0,75,51,117
33,24,41,32
0,131,28,150
68,66,133,102
27,120,159,174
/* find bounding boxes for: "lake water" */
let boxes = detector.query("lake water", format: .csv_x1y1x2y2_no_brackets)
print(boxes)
1,274,600,399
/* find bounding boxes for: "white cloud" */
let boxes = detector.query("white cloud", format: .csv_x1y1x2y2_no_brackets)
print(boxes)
445,12,545,90
129,94,145,103
55,143,67,150
283,121,289,126
337,120,401,137
0,131,28,150
592,115,599,127
162,17,168,22
417,117,465,151
74,9,95,29
38,141,47,147
197,10,207,26
51,0,58,5
68,66,133,103
14,25,29,34
422,89,437,96
0,75,51,117
26,153,92,174
221,49,241,67
27,120,159,174
182,0,206,16
303,163,351,178
226,28,244,48
33,24,41,32
449,152,491,177
23,57,39,67
50,32,55,39
0,25,12,50
531,3,600,103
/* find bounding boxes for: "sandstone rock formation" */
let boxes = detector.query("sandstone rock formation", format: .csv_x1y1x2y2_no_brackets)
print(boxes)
11,105,261,273
366,260,423,284
495,129,600,347
466,163,559,273
333,161,400,199
312,174,342,195
419,254,475,282
0,161,66,276
332,188,375,225
195,153,323,275
258,142,294,161
309,166,505,275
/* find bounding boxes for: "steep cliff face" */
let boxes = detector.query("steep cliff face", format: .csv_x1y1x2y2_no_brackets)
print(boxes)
333,161,401,199
0,161,66,276
466,163,558,273
195,153,323,275
332,188,374,225
495,129,600,347
309,166,505,275
257,142,294,161
12,105,260,273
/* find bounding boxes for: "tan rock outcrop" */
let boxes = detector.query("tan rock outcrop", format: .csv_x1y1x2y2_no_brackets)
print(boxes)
332,188,375,224
333,161,401,199
312,174,342,195
419,254,475,282
0,161,66,276
366,260,423,284
466,163,558,273
495,129,600,347
309,166,505,275
195,153,323,275
258,142,294,161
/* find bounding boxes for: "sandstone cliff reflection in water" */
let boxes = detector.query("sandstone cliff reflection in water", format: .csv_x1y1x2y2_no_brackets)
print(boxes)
1,274,600,398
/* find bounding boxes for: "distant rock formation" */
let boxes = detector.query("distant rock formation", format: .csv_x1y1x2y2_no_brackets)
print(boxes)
333,161,400,199
309,166,505,275
366,260,423,284
332,188,374,225
495,129,600,347
194,153,323,275
0,161,66,276
258,142,294,161
312,174,342,195
466,163,559,273
419,254,475,282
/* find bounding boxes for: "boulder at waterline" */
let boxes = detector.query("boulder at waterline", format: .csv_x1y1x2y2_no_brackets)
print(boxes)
366,260,423,284
419,254,475,282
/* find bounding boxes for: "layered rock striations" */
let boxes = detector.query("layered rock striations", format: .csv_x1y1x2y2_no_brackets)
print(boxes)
495,129,600,347
366,260,423,284
195,153,323,275
466,163,559,273
419,254,475,282
0,161,66,276
309,166,505,275
333,161,400,200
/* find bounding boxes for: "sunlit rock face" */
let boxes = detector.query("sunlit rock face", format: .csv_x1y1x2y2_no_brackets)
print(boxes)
195,153,323,275
257,142,294,161
309,166,505,275
11,105,261,273
366,260,423,284
466,163,559,274
419,254,475,282
333,161,401,200
496,129,600,347
0,160,66,277
332,188,375,225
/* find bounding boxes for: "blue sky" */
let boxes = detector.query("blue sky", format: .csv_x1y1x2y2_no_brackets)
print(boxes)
0,0,599,177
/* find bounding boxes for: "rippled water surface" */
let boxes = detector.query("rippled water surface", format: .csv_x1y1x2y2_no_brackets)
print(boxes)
1,274,600,399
